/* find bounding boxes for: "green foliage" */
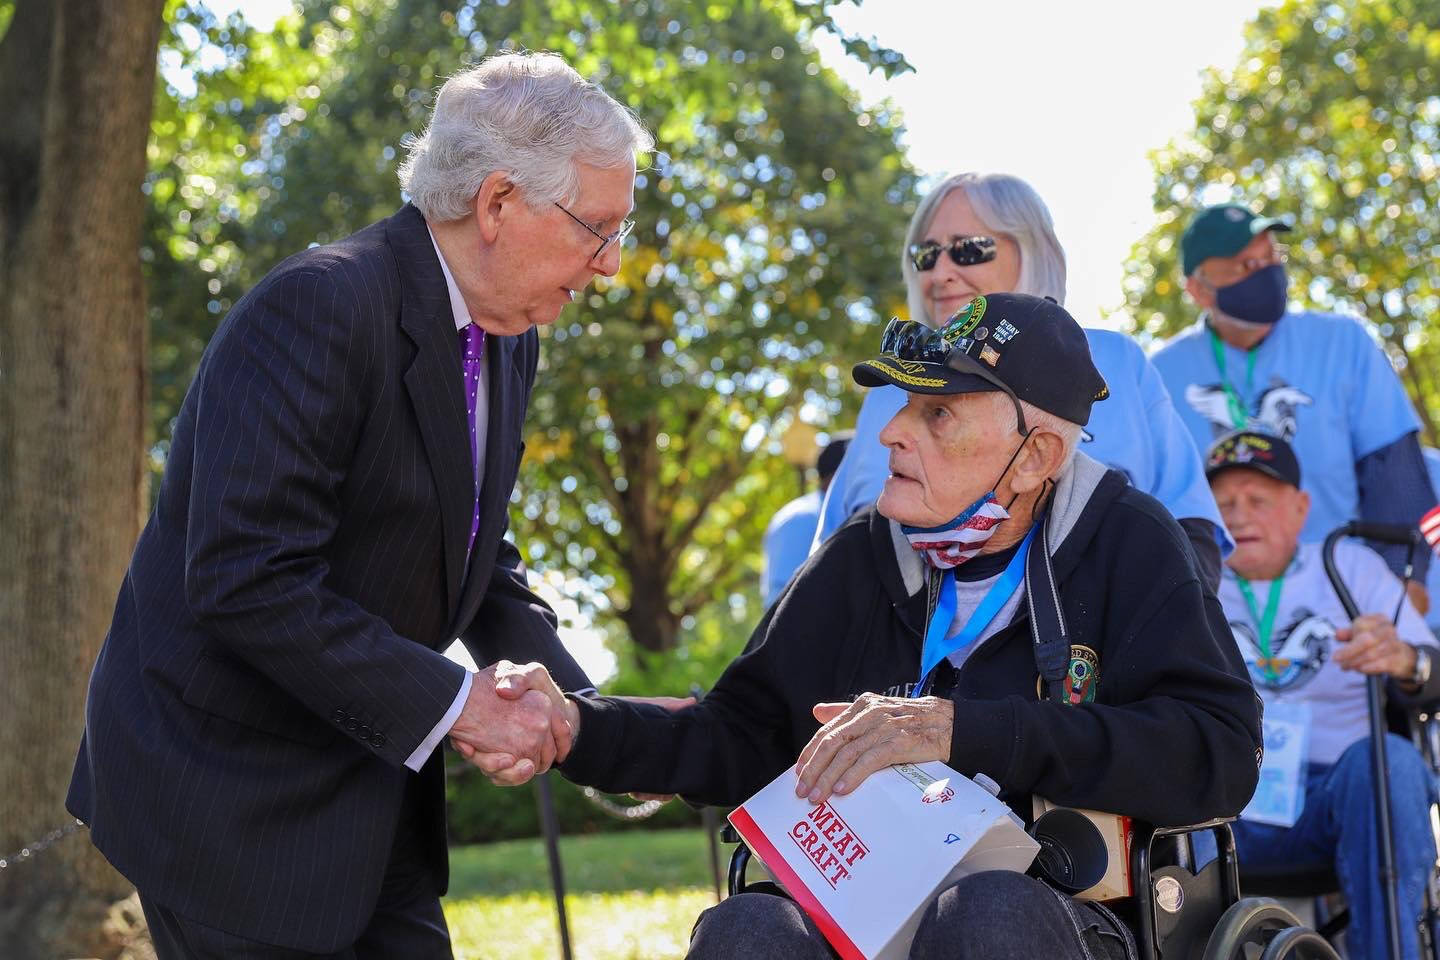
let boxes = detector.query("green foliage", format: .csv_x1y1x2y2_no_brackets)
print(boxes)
1121,0,1440,439
144,0,917,682
484,2,919,664
445,764,700,844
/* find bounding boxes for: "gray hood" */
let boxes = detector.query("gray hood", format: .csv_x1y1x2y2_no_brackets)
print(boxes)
888,450,1111,598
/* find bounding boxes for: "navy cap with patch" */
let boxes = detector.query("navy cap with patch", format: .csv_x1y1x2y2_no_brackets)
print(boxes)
853,293,1109,426
1181,203,1292,276
1204,429,1302,488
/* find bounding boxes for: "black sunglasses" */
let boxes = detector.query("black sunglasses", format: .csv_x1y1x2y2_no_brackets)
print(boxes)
907,235,998,272
877,316,1029,435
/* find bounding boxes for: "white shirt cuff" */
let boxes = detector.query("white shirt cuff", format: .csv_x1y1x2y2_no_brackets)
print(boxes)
405,669,472,771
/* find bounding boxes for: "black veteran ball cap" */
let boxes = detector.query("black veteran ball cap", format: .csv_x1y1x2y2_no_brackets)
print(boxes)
852,293,1110,426
1204,429,1302,488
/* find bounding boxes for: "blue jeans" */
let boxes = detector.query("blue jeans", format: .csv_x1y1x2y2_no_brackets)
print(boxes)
687,871,1135,959
1233,734,1435,960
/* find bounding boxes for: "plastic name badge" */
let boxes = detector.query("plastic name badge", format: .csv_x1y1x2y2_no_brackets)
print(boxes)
729,762,1039,960
1242,699,1311,828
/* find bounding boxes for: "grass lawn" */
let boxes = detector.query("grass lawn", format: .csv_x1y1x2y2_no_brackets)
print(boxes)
443,827,723,960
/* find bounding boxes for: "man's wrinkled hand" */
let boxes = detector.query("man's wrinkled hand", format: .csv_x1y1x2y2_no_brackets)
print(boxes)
1335,613,1417,679
448,660,574,786
793,693,953,805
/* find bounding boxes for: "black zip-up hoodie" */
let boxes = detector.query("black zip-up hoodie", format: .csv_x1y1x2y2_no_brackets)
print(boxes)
562,454,1261,827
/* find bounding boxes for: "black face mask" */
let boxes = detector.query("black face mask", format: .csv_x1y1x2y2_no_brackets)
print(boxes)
1214,263,1288,327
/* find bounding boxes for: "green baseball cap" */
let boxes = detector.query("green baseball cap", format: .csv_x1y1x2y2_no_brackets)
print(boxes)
1181,203,1292,276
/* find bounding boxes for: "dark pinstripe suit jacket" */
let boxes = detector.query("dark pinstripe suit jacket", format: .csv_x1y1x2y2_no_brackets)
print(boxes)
67,204,590,951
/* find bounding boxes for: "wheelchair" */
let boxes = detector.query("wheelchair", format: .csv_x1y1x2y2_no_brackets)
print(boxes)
722,816,1342,959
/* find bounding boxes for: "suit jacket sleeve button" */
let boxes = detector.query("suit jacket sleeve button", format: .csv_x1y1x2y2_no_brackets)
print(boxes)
370,733,387,748
358,725,372,739
332,709,347,723
345,718,359,731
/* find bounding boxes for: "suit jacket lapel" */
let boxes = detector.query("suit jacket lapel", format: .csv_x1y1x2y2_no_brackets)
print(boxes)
452,332,521,627
390,204,472,618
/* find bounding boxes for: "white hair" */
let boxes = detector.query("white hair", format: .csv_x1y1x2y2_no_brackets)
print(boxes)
980,392,1081,467
1019,398,1082,468
398,52,654,222
902,172,1068,325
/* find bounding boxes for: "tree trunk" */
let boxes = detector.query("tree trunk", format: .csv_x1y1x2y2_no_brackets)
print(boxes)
0,0,164,956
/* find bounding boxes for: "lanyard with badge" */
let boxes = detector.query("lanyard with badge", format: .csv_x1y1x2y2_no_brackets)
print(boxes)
911,525,1038,697
1235,566,1311,828
1208,327,1256,429
1236,574,1286,685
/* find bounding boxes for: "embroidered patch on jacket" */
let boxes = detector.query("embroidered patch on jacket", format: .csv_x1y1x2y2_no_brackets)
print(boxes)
1037,644,1100,704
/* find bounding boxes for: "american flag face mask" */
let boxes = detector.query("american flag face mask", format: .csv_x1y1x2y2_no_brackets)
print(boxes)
901,493,1012,569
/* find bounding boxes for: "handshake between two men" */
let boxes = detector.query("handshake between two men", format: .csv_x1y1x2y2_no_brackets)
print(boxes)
445,659,959,807
446,660,582,786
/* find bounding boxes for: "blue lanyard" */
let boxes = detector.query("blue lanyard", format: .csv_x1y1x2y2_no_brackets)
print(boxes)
914,525,1037,694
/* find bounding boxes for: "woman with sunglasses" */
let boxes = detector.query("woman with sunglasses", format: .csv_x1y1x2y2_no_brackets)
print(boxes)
812,172,1229,588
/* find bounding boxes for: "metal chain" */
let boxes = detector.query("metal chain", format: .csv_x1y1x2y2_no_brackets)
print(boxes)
580,787,666,820
0,818,87,870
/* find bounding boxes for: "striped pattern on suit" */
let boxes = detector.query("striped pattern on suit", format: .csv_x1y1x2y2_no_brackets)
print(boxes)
68,204,590,952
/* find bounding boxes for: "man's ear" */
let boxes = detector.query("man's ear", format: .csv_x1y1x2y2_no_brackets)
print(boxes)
473,170,517,245
1009,429,1068,495
1184,270,1214,310
1292,488,1311,526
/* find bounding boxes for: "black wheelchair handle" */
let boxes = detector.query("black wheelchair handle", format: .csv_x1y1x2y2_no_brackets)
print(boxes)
1339,521,1423,548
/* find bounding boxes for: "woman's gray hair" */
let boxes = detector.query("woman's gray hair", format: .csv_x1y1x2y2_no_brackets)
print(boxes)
902,172,1068,325
398,52,654,222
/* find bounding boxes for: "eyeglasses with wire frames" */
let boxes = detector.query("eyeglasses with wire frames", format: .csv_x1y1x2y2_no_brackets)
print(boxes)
877,316,1029,435
907,235,999,272
553,202,636,262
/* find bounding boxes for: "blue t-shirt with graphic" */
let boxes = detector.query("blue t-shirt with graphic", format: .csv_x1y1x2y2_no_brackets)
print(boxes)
812,328,1228,551
1153,311,1421,547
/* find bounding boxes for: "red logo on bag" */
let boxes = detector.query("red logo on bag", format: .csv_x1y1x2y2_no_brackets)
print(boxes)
920,786,954,804
789,801,870,889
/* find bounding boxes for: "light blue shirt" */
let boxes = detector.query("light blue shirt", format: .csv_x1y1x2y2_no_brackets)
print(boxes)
1152,310,1421,547
763,490,823,605
812,328,1229,551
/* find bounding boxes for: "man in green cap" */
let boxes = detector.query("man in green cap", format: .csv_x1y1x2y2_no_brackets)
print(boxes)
1152,202,1436,610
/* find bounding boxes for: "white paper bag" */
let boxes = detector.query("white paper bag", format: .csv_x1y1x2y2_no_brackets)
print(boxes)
729,762,1040,960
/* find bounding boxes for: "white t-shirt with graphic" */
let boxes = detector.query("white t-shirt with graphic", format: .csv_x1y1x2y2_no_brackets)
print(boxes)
1153,311,1421,547
1218,539,1430,765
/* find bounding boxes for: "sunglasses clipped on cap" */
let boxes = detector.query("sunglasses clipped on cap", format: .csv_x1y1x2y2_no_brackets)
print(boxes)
907,235,998,272
876,315,1030,435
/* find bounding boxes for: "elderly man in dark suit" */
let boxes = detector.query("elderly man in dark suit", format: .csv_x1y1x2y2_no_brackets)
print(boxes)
66,52,651,959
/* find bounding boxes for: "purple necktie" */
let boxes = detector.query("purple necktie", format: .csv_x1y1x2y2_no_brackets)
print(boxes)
460,323,486,555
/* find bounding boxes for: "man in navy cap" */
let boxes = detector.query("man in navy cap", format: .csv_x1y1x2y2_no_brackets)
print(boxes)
1205,428,1438,960
514,293,1260,960
1152,202,1436,611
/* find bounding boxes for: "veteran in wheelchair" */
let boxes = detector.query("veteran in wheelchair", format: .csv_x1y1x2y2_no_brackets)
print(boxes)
1205,429,1440,959
511,293,1261,959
